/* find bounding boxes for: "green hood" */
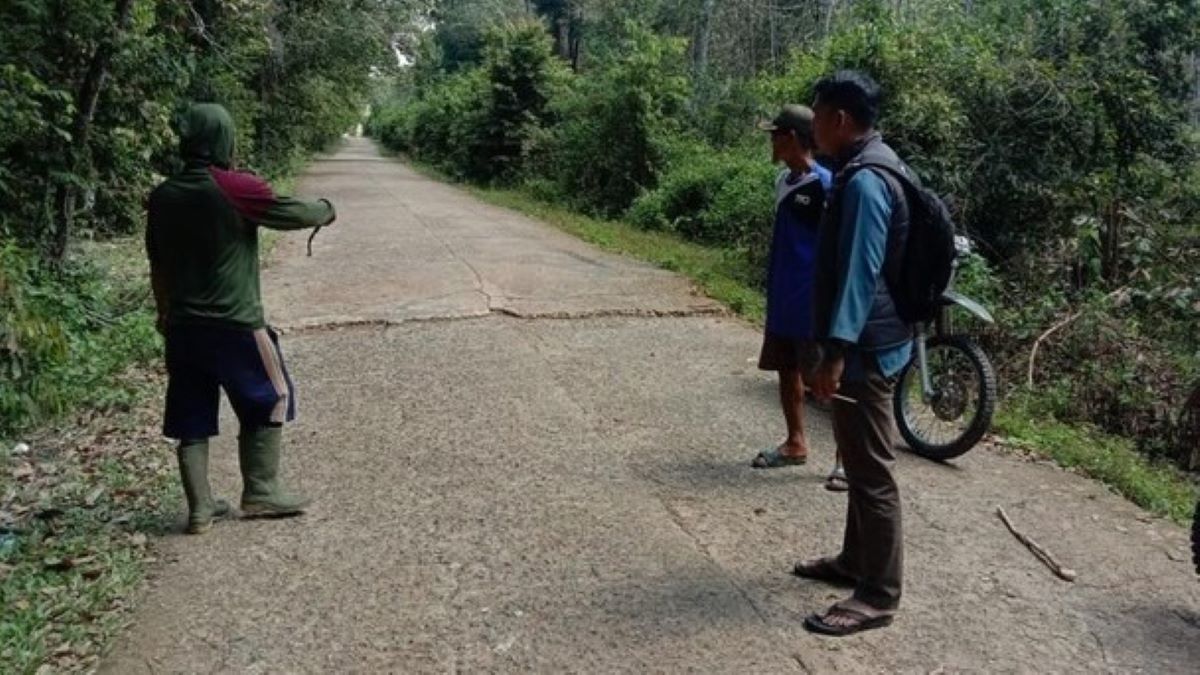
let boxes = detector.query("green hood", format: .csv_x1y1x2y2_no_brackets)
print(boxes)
178,103,236,168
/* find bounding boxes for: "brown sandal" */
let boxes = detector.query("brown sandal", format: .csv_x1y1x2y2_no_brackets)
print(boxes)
792,557,857,587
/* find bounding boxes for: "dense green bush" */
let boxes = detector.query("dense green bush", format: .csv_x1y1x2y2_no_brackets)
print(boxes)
534,24,690,214
0,243,158,437
393,69,490,178
477,20,569,182
626,147,736,238
369,21,567,183
627,145,775,250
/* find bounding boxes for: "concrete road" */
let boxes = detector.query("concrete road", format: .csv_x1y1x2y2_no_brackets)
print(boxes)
102,139,1200,674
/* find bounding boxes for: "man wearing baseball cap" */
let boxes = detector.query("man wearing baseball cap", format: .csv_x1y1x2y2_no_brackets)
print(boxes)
750,105,843,492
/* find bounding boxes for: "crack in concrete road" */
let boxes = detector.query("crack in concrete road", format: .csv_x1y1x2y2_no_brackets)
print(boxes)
275,306,729,336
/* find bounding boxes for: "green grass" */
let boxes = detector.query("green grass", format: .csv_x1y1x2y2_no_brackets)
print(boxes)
0,380,178,672
400,158,1200,526
1,235,178,671
1,238,161,443
995,396,1198,524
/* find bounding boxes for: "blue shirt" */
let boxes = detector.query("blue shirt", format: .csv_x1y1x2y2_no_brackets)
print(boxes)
764,164,832,338
829,170,912,381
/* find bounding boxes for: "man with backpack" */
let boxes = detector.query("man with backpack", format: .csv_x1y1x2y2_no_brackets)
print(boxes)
794,70,941,636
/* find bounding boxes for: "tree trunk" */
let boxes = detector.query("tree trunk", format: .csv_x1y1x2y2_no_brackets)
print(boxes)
555,14,571,61
51,0,136,264
693,0,716,80
258,3,287,165
768,0,778,71
822,0,838,38
567,2,582,70
1191,51,1200,126
1101,164,1127,283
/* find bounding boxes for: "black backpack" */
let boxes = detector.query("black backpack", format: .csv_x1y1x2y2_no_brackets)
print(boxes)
844,159,957,324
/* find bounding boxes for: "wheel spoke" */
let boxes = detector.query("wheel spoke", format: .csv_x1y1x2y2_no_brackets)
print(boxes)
898,342,987,452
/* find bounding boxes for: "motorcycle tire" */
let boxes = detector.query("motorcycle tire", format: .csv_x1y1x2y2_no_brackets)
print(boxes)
894,335,996,461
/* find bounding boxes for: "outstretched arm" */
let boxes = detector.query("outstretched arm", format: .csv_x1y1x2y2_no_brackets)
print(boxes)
210,167,336,231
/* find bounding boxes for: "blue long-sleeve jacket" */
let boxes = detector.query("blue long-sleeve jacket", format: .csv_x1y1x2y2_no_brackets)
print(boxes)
828,170,912,382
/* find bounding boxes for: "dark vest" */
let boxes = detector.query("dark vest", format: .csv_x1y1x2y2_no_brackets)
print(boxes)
814,133,914,350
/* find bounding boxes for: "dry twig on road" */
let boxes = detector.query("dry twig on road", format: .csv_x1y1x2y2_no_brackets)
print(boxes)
996,506,1078,582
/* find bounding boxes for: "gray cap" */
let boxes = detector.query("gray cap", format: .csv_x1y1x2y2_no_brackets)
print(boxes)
758,104,814,135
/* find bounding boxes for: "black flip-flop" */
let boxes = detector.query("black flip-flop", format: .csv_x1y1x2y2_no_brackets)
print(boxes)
792,557,857,587
804,605,894,637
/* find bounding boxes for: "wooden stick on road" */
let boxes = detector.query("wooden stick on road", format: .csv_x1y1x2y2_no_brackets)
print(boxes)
996,506,1077,582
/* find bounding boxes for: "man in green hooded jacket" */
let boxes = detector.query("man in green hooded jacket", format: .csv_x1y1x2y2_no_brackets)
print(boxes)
146,103,336,534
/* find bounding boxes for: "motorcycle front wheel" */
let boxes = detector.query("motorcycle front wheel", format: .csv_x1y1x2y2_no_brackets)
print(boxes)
893,335,996,461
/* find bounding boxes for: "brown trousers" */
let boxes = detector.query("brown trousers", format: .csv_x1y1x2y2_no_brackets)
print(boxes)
832,363,903,610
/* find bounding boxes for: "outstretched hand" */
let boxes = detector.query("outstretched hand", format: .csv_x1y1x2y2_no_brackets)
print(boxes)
319,198,337,226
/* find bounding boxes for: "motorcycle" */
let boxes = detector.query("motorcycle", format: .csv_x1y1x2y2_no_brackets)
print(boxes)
893,236,997,461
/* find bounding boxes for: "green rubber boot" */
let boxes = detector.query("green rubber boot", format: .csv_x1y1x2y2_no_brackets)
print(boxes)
238,426,310,517
177,440,231,535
